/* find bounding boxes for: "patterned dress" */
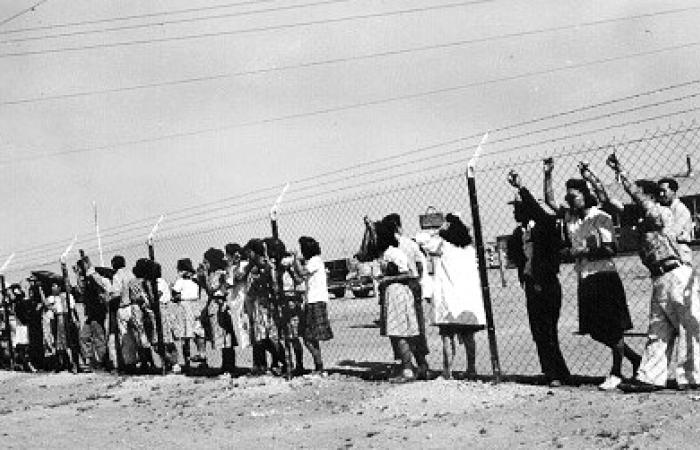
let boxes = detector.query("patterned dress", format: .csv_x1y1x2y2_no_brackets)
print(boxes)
245,263,279,344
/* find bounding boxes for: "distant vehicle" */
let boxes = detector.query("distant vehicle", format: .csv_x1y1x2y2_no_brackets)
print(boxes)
347,260,378,298
324,259,349,299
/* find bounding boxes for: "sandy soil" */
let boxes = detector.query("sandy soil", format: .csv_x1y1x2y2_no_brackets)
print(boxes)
2,370,700,449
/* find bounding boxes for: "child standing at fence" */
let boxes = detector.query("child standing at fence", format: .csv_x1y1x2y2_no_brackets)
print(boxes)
46,282,78,372
417,214,486,380
292,236,333,375
281,251,306,376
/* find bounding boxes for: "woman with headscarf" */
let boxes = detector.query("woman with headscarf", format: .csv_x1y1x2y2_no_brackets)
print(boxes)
126,258,156,373
563,177,641,390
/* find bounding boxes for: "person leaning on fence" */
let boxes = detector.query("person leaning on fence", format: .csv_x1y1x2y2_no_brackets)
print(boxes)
10,284,37,372
171,258,207,372
291,236,334,375
416,214,486,380
658,177,694,265
280,251,306,376
153,262,181,373
381,214,430,378
46,282,79,373
123,259,157,374
375,221,428,382
506,171,571,387
76,256,109,373
562,172,641,391
203,247,238,377
605,155,700,392
225,243,251,376
244,238,284,376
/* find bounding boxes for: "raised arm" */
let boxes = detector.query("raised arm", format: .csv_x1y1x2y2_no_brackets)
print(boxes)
579,161,625,214
508,169,555,226
543,157,560,213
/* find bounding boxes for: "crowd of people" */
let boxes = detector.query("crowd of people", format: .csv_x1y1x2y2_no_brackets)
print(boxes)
0,152,697,393
1,236,334,378
507,153,698,392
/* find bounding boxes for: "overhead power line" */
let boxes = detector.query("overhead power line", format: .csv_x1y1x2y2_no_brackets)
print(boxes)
0,0,51,28
0,0,278,35
0,0,364,44
2,5,698,107
7,95,698,262
2,38,699,166
0,0,494,58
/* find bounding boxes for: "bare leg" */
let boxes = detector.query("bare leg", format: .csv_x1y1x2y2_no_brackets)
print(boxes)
442,335,454,379
305,338,323,372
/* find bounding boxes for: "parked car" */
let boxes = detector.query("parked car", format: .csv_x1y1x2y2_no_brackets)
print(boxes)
347,260,378,298
324,258,349,299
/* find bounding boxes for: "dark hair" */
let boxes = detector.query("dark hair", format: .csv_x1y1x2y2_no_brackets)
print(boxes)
636,179,660,197
382,213,402,232
111,255,126,270
439,214,472,248
565,178,598,208
177,258,195,274
375,220,399,253
203,248,227,272
132,258,154,279
658,177,679,192
264,237,287,261
299,236,321,260
384,261,400,276
244,238,265,258
224,243,242,257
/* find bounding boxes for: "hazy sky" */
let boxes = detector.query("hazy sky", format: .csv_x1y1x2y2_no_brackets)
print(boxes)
2,0,700,277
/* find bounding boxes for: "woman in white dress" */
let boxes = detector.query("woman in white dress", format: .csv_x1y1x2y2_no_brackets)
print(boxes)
418,214,486,380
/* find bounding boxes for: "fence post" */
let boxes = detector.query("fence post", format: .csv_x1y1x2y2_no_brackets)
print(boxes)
148,240,167,376
270,217,294,380
0,274,14,370
466,140,502,383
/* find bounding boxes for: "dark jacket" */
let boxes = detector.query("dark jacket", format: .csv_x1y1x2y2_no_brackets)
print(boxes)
507,187,561,283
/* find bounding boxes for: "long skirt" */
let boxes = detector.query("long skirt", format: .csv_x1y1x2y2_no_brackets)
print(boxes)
160,302,179,344
303,302,333,341
578,271,633,343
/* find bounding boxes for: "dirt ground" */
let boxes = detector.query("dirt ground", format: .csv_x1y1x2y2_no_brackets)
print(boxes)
2,370,700,449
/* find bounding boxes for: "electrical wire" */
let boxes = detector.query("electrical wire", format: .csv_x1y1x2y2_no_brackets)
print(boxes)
3,38,700,168
0,0,51,28
2,5,698,107
0,0,494,58
5,82,699,259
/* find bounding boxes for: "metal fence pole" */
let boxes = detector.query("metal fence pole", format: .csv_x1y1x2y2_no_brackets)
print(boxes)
148,241,167,375
466,165,502,383
0,274,15,370
271,217,294,380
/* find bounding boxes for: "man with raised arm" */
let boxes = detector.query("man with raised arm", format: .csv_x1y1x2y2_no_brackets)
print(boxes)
606,154,700,392
507,170,570,387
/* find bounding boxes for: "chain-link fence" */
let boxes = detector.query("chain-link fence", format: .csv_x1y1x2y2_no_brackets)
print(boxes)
2,120,700,382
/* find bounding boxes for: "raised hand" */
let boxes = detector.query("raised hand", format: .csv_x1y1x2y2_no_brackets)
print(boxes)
543,157,554,174
507,170,522,188
606,153,621,173
578,161,592,180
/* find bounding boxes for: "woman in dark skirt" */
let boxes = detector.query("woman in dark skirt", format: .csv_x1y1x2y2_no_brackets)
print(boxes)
563,178,641,391
292,236,333,374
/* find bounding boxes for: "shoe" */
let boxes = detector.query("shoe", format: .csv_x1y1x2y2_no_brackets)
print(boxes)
618,379,663,393
171,364,182,374
598,375,622,391
415,365,429,381
549,379,563,388
389,368,415,383
677,383,698,391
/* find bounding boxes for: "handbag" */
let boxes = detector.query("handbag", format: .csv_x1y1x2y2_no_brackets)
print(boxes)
419,206,445,230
